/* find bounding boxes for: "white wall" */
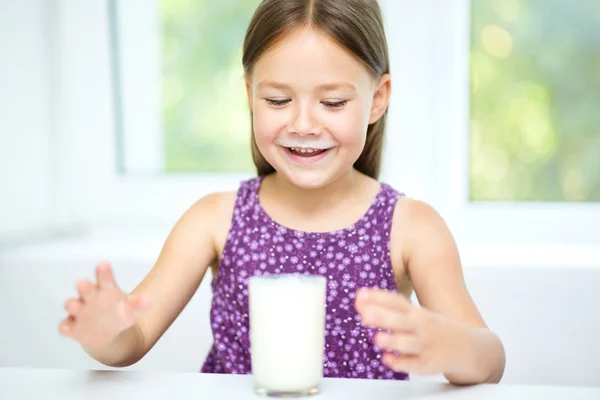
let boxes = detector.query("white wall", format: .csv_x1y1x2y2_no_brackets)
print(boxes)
0,0,55,242
0,236,213,373
465,264,600,386
1,240,599,387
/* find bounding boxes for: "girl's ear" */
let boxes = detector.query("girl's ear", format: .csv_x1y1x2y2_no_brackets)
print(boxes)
369,74,391,124
245,76,254,112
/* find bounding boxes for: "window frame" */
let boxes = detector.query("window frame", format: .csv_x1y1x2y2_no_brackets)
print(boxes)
429,0,600,246
54,0,252,231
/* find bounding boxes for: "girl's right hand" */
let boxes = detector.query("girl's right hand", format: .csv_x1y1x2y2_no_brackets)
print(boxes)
59,262,150,350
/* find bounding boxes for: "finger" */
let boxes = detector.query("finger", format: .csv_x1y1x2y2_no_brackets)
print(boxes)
96,262,117,290
375,332,421,355
358,303,414,332
356,288,411,312
59,316,76,336
76,279,96,301
64,298,83,316
382,353,420,374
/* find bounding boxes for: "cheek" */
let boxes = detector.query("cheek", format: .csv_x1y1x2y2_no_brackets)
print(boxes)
253,106,287,143
330,104,370,147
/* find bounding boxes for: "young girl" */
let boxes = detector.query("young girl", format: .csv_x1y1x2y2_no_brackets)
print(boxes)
59,0,505,384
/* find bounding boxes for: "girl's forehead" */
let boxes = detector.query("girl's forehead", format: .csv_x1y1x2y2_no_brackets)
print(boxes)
250,28,374,89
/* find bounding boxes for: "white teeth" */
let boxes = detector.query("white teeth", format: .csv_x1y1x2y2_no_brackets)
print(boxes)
291,147,318,154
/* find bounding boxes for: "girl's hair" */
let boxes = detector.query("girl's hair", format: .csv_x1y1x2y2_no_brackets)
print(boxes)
242,0,390,179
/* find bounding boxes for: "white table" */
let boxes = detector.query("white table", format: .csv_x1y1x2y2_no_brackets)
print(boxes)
1,367,599,399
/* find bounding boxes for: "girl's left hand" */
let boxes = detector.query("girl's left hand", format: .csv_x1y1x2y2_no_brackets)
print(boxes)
355,288,469,376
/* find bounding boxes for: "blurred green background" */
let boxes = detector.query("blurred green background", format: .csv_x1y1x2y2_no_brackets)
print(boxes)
470,0,600,201
159,0,600,201
161,0,260,173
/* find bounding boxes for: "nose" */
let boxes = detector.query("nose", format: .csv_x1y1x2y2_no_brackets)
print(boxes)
289,102,322,136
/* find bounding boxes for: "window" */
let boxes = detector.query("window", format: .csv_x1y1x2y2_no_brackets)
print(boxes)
110,0,260,175
470,0,600,202
429,0,600,246
160,0,260,173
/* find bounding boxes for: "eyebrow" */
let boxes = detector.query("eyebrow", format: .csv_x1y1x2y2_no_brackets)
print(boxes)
257,81,357,92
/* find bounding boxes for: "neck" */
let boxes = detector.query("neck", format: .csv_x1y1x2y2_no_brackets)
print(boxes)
268,169,363,215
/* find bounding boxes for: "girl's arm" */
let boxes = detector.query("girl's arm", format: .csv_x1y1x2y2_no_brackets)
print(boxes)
356,198,506,384
120,192,225,364
63,192,229,367
401,199,505,384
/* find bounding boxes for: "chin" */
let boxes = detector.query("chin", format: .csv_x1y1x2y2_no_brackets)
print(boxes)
286,172,331,190
278,166,351,190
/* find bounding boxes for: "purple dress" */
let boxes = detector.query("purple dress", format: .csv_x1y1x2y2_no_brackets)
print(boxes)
201,176,408,380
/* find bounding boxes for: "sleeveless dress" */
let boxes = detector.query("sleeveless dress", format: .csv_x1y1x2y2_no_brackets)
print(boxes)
201,176,408,380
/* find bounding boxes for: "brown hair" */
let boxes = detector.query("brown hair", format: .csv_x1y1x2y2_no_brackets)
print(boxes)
242,0,390,179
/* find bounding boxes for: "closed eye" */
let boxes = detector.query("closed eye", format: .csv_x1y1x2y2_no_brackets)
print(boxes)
265,99,290,107
264,99,348,109
322,100,347,109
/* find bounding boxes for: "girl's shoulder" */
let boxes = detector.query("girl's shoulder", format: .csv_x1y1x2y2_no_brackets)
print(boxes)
190,176,261,220
179,191,237,239
386,182,457,274
388,188,446,236
189,177,264,245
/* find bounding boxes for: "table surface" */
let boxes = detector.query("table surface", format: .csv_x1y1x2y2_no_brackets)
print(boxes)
1,367,599,399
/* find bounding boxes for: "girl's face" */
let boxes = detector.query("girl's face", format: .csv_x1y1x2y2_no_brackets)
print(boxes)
246,28,390,189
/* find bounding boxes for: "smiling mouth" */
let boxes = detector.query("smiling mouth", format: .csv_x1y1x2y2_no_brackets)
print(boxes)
281,146,333,165
287,147,329,157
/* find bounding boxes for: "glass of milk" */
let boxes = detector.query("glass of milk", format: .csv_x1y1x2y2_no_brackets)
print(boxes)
249,274,326,397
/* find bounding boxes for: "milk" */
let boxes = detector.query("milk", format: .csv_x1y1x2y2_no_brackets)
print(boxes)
249,274,326,396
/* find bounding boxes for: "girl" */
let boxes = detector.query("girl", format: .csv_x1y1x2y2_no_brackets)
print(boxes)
59,0,505,384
